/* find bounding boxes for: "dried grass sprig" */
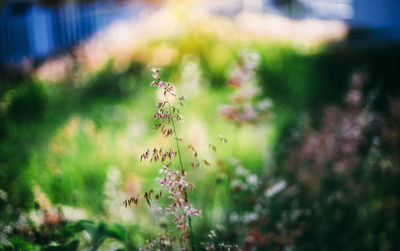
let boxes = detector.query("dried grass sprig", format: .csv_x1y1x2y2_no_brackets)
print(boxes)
131,68,210,250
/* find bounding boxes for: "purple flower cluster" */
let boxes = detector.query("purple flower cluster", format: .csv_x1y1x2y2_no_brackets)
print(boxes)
218,50,272,125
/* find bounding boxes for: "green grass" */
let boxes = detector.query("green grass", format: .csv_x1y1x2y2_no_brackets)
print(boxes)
1,37,376,248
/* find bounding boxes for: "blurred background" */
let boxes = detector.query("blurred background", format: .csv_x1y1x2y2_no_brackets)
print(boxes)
1,0,400,250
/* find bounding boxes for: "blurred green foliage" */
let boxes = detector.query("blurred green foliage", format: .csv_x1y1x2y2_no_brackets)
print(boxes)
1,20,400,250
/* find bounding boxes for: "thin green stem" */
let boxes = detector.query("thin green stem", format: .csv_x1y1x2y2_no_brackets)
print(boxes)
166,96,196,251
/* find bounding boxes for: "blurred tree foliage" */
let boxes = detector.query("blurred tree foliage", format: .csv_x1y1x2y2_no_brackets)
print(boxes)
232,45,400,250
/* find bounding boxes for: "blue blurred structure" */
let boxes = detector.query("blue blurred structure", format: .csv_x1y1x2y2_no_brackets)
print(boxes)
210,0,400,40
1,0,400,65
254,0,400,44
0,0,144,64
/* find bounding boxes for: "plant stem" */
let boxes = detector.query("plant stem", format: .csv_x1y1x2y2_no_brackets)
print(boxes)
166,97,196,251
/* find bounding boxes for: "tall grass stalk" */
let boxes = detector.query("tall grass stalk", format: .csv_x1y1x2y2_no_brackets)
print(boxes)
167,96,196,250
125,68,201,251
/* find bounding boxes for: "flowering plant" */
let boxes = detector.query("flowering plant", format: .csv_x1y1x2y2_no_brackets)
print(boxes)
219,50,272,125
125,68,206,250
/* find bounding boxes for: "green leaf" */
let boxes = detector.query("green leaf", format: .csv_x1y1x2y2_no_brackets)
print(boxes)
43,240,79,251
106,224,126,241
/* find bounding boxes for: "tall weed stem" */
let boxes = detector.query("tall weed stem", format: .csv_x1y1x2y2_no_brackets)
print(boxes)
167,97,196,250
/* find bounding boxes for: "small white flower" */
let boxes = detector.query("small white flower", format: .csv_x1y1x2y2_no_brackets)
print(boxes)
246,174,259,186
0,189,8,201
243,212,257,223
235,166,249,176
264,180,287,198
